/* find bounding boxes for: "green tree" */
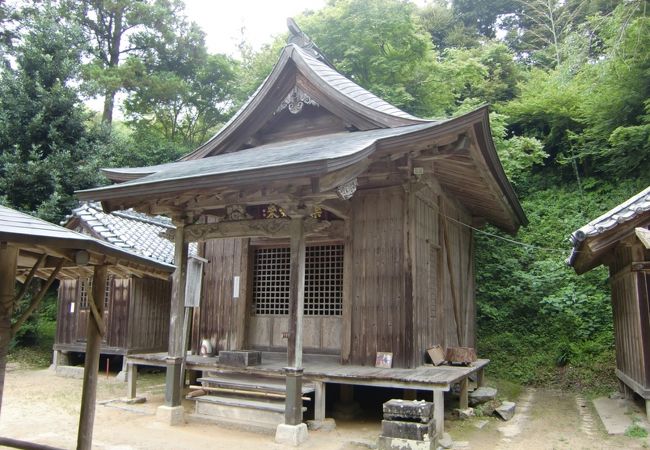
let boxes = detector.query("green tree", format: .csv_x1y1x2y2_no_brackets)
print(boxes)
123,21,240,149
0,5,104,222
64,0,186,125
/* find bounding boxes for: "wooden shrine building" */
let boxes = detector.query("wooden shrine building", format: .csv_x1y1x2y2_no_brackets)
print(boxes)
53,203,195,374
569,186,650,418
77,23,526,438
0,205,174,449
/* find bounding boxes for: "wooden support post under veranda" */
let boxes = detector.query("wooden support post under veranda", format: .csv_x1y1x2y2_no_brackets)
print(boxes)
77,264,109,450
164,219,189,408
285,216,306,425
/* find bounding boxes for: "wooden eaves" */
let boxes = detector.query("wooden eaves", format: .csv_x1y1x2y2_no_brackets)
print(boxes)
0,205,175,450
78,106,527,234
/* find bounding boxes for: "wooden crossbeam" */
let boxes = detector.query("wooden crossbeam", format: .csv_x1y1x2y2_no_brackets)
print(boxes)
13,253,46,305
87,291,106,337
11,258,63,336
179,218,344,242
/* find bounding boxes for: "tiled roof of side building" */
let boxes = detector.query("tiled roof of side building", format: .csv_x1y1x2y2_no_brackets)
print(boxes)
65,203,197,265
568,185,650,267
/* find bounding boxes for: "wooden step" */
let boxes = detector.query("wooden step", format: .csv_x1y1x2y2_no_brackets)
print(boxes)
197,373,316,395
192,394,299,414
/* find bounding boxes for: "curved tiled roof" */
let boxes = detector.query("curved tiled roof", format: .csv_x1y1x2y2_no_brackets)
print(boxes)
568,185,650,269
65,203,196,265
293,45,421,121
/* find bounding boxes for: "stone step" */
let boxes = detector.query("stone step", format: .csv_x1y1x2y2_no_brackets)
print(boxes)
197,373,316,395
189,394,307,432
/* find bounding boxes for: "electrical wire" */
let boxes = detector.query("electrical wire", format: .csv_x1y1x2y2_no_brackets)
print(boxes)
441,213,577,254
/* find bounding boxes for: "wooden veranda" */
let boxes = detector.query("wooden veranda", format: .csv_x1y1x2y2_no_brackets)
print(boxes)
125,351,488,435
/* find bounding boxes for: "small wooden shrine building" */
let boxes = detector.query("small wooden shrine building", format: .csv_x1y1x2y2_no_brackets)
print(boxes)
77,24,526,436
569,186,650,418
0,204,174,449
53,203,194,372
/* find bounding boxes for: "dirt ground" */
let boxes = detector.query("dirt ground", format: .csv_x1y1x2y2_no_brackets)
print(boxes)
1,366,649,450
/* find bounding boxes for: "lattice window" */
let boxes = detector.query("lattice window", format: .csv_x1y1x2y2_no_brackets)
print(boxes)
104,276,112,309
253,247,291,315
79,278,91,310
252,244,344,316
78,277,111,310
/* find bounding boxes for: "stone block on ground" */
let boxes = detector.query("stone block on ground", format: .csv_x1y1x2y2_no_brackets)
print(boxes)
453,408,475,420
275,423,308,446
495,401,516,421
381,419,435,441
156,405,185,425
377,436,435,450
438,432,453,449
306,418,336,431
54,365,84,379
383,399,433,423
469,386,497,406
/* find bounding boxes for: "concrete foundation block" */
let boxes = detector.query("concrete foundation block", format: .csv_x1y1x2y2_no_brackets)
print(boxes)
383,399,433,423
156,405,185,425
381,419,435,441
115,370,127,382
306,418,336,431
377,436,435,450
275,423,308,446
55,365,85,379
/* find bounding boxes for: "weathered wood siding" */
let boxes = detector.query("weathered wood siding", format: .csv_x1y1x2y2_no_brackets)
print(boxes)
610,240,650,392
126,277,170,353
347,187,409,367
193,237,249,353
55,279,77,345
410,188,439,365
438,196,475,351
107,278,129,348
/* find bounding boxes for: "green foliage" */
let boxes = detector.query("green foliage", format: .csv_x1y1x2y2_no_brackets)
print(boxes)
476,175,649,389
0,5,106,222
625,424,649,439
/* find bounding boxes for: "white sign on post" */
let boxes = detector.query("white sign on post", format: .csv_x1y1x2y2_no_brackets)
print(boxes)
233,276,240,299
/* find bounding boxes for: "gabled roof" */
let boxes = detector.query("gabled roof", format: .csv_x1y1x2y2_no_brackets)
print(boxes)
86,124,435,196
80,26,527,234
0,205,175,279
568,185,650,273
64,203,196,265
166,44,427,163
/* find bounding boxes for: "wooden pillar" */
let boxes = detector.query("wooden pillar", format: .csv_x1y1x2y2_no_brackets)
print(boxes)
77,264,108,450
127,362,137,400
0,243,17,417
459,378,468,409
285,217,306,425
314,381,326,422
165,220,189,407
433,390,444,436
476,368,485,387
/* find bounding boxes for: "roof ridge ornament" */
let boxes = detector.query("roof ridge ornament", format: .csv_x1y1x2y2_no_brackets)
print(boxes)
286,17,335,68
